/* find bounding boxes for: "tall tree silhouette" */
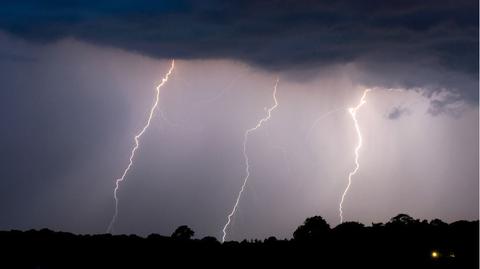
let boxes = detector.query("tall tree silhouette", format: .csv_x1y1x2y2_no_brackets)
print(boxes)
293,216,330,241
171,225,194,240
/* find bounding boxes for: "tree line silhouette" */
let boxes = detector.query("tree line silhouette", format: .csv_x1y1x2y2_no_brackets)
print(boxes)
0,214,477,268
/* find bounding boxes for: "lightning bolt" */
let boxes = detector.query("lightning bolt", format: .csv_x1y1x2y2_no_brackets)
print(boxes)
107,60,175,233
339,89,370,223
221,78,280,242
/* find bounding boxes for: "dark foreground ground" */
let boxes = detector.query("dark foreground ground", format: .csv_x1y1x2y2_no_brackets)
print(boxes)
0,214,477,268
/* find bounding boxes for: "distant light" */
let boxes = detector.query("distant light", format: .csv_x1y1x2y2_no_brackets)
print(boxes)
431,251,439,258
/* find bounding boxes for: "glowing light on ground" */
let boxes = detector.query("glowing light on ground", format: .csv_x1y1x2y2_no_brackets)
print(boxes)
107,60,175,233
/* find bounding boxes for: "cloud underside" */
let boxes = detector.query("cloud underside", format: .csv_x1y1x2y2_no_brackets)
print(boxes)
0,0,478,104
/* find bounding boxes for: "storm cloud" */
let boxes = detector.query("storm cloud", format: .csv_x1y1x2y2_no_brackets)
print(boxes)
0,0,478,104
388,106,410,120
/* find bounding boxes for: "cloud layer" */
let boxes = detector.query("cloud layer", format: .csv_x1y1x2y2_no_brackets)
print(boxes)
0,0,478,104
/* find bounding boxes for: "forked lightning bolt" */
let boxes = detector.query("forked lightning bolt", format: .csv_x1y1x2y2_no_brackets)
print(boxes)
339,89,370,223
221,78,280,242
107,60,175,233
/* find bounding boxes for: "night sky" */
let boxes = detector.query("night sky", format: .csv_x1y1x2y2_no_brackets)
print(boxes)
0,0,478,241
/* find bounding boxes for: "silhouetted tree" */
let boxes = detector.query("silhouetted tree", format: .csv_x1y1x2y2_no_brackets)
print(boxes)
389,213,416,225
0,214,476,268
293,216,330,241
201,236,220,245
430,218,448,228
333,221,364,233
147,233,162,240
264,236,278,244
171,225,194,240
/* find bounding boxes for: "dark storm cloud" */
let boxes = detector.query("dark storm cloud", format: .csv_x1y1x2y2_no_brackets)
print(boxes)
0,51,37,63
0,0,477,104
428,93,465,117
387,106,410,120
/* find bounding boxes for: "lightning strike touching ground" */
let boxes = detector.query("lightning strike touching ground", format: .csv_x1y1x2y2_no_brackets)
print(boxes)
221,78,280,242
339,89,370,224
107,60,175,233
